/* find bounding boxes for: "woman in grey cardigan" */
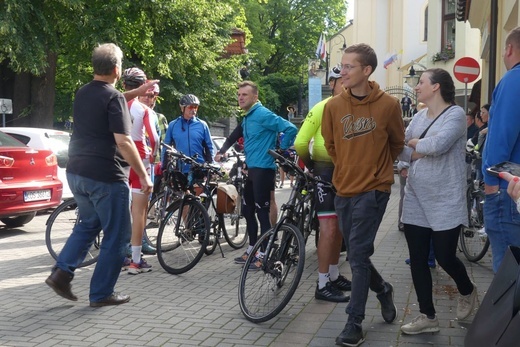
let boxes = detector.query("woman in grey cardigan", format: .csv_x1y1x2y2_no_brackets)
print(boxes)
398,68,477,335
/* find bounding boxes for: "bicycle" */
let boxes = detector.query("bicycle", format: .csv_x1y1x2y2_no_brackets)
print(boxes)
460,148,490,262
155,146,220,274
45,198,102,267
238,149,328,323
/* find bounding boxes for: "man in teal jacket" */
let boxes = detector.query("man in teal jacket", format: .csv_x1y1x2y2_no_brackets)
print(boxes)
215,81,297,270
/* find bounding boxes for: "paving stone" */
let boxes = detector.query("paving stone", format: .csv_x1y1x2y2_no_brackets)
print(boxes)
0,181,492,346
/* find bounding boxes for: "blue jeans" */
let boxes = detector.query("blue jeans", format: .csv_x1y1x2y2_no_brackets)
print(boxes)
335,191,388,323
56,173,131,302
484,190,520,272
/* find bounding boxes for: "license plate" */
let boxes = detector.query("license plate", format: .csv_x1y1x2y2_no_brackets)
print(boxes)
24,189,51,202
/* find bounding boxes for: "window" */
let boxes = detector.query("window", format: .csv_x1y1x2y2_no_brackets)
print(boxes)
442,0,456,48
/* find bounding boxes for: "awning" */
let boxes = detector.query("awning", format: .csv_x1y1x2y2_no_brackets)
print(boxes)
398,53,428,72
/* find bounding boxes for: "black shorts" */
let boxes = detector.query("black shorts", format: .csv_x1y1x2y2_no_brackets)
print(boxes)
313,167,336,219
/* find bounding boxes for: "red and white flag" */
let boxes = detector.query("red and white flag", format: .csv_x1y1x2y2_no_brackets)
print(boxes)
315,34,326,60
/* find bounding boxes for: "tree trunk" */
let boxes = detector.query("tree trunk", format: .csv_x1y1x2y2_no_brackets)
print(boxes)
10,52,57,128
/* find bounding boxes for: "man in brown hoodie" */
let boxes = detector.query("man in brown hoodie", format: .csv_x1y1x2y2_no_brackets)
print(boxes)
322,43,404,346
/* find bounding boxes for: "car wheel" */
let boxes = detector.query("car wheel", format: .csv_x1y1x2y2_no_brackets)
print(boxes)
1,212,37,227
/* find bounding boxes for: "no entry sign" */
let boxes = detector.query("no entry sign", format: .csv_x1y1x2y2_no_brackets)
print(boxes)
453,57,480,83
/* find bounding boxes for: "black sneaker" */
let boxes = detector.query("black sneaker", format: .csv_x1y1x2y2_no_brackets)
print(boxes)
234,252,249,264
376,282,397,323
331,274,352,291
335,322,365,346
315,282,350,303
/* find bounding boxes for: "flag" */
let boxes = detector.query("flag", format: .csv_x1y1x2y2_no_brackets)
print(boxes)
384,53,398,69
315,34,326,60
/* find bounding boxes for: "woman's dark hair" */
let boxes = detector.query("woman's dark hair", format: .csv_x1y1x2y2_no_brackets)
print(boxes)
425,68,456,104
481,103,490,111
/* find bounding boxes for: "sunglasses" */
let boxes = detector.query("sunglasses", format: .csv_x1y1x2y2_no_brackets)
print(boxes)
186,105,199,110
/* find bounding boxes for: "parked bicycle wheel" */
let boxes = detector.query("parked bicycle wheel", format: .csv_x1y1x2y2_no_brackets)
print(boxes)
460,185,489,262
238,223,305,323
45,199,101,267
203,192,219,255
145,191,177,248
156,198,210,274
221,197,247,249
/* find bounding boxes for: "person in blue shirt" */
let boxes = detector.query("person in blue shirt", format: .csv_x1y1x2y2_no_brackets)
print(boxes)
482,26,520,273
162,94,214,174
215,81,297,270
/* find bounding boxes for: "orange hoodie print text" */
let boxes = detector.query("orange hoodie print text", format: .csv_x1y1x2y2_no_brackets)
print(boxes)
341,114,377,140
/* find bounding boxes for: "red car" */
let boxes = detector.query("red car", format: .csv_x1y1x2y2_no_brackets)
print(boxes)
0,130,63,227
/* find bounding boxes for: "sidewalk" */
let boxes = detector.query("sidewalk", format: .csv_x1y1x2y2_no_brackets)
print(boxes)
0,182,493,347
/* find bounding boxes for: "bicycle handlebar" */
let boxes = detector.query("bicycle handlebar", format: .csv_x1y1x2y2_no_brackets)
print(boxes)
267,149,334,191
163,143,224,178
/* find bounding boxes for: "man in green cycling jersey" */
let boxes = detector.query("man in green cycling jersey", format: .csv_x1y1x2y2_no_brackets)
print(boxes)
295,67,351,303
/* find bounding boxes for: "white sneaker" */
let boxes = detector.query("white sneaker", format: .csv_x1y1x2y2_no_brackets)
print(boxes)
457,282,477,320
401,314,440,335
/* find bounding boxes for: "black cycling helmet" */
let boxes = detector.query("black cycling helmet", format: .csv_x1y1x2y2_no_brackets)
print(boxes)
328,66,342,81
122,67,147,87
179,94,200,107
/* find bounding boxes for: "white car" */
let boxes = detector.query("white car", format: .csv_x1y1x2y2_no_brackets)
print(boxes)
211,136,242,176
1,127,73,199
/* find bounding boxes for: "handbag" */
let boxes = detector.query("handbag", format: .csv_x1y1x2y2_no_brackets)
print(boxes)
464,245,520,347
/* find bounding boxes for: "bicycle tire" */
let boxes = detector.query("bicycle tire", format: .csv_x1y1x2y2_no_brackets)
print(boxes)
145,191,177,248
45,199,100,267
156,198,210,274
238,223,305,323
221,194,248,249
204,192,219,255
144,192,164,248
461,186,489,262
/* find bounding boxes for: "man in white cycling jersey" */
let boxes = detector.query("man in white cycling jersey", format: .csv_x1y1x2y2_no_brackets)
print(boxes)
122,67,160,275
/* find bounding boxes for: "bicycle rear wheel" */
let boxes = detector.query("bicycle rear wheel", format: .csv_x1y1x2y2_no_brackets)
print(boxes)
145,191,176,248
222,195,248,249
461,186,489,262
156,198,210,274
238,223,305,323
45,199,100,267
204,193,219,255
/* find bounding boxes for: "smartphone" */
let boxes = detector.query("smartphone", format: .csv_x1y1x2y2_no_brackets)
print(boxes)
486,161,520,177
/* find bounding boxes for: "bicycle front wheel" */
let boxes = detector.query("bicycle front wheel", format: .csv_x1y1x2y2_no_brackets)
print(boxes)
238,223,305,323
156,198,210,274
45,199,100,267
461,186,489,262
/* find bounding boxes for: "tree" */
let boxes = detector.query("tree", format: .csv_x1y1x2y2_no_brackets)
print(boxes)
0,0,248,127
238,0,347,119
241,0,348,77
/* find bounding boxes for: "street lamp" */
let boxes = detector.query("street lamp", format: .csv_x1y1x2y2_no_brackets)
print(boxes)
325,33,347,81
403,64,425,105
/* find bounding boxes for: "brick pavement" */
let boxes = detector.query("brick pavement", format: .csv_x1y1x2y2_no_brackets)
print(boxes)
0,182,494,347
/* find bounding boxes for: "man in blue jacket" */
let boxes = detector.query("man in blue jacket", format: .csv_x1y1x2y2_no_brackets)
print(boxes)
162,94,214,174
215,81,297,270
483,26,520,273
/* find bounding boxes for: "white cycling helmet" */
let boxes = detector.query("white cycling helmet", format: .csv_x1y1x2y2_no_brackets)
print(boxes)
329,66,342,81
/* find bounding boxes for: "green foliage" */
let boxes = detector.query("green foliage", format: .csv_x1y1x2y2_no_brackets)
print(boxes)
241,0,348,76
0,0,349,125
258,73,300,116
0,0,248,124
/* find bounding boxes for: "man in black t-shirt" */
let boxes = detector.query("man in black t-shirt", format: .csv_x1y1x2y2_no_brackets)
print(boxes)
45,43,153,308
